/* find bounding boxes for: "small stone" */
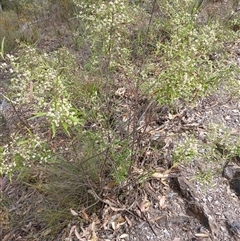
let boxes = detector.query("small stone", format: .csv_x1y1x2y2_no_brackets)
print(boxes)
222,166,234,180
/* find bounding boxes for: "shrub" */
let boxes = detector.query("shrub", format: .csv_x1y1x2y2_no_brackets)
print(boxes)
73,0,136,69
7,46,80,136
0,45,81,177
0,133,52,178
139,0,237,105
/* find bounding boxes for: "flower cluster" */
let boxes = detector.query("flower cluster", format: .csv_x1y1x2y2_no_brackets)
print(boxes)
0,133,52,176
74,0,136,66
5,46,79,136
0,43,83,177
146,0,237,104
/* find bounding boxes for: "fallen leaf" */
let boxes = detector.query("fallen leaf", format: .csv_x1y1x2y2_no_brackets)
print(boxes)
230,128,238,135
151,215,164,222
80,209,90,221
172,238,181,241
112,221,116,231
124,215,132,227
90,231,98,241
74,227,83,240
3,233,14,241
68,225,76,239
139,195,151,212
110,206,125,212
159,195,166,209
111,214,125,230
80,225,89,237
195,233,210,237
70,208,79,216
119,233,129,239
151,172,169,179
42,228,52,237
168,113,174,119
136,208,141,217
115,87,126,96
163,168,173,175
160,179,168,186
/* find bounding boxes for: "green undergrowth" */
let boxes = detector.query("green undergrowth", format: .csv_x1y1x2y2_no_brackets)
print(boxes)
0,0,240,239
173,123,240,185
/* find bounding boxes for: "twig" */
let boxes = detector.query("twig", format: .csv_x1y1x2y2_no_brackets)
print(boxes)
88,189,157,236
136,204,157,236
0,92,32,131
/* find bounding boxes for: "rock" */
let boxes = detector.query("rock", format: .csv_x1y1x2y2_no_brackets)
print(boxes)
225,218,240,239
230,178,240,196
173,176,198,202
222,165,234,180
222,162,240,196
172,176,218,236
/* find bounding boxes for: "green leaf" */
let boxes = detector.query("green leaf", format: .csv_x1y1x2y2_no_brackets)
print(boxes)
29,112,47,120
51,123,56,138
68,115,80,124
61,122,70,137
0,37,5,60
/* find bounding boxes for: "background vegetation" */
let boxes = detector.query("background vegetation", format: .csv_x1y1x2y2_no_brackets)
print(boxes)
0,0,240,239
